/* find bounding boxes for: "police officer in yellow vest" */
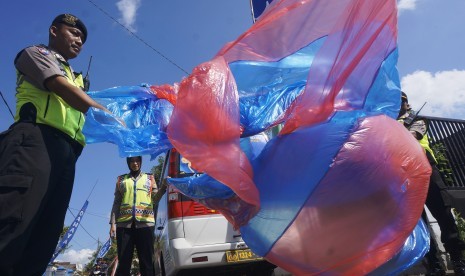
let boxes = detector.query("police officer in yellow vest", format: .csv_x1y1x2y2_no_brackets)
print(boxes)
0,14,120,276
398,92,465,276
110,156,158,276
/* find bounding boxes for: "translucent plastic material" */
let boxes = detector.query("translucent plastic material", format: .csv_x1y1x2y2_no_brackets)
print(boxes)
167,134,268,200
84,85,174,158
166,133,269,226
83,0,431,274
246,115,430,275
369,219,430,276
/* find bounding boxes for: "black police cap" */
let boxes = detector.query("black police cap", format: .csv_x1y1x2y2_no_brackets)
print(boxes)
126,156,142,164
51,14,87,43
401,91,408,103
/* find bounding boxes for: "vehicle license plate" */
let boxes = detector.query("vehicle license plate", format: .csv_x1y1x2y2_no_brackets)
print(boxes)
225,249,263,263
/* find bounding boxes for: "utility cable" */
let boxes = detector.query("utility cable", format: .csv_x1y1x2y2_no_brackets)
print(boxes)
0,89,14,119
69,207,109,219
67,208,99,242
85,0,189,75
69,237,86,249
86,179,99,201
65,179,101,242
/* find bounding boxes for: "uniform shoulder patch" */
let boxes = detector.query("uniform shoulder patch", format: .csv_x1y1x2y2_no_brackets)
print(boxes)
35,45,50,56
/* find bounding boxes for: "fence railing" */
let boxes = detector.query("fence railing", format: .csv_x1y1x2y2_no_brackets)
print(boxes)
424,116,465,189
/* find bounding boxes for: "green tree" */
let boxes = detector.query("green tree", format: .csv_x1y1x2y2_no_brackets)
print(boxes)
431,142,465,257
84,239,118,274
151,154,166,183
83,242,100,273
60,226,70,239
83,239,147,275
130,251,141,276
453,209,465,259
431,143,454,186
54,225,72,256
100,241,120,275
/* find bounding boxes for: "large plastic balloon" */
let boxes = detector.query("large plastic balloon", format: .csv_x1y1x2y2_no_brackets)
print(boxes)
83,0,432,274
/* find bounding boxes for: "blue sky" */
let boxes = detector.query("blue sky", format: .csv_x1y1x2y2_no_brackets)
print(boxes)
0,0,464,265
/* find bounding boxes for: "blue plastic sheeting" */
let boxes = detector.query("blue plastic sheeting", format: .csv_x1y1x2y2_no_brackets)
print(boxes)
83,85,173,158
232,37,325,137
168,174,234,200
167,133,269,200
364,49,401,120
218,50,400,257
240,111,358,256
82,47,399,160
369,219,430,276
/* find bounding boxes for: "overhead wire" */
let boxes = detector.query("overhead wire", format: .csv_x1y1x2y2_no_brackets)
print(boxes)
67,207,99,243
69,237,86,249
84,0,189,75
0,89,14,119
86,179,99,201
69,207,109,220
64,179,101,243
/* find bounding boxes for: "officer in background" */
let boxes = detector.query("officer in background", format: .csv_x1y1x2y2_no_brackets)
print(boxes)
110,156,158,276
398,92,465,276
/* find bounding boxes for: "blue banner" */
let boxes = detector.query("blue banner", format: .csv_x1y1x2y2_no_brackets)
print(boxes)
97,238,112,259
49,200,89,263
251,0,274,21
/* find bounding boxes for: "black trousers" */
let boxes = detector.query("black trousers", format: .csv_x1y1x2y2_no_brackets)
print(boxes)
0,123,82,276
116,224,155,276
424,166,465,262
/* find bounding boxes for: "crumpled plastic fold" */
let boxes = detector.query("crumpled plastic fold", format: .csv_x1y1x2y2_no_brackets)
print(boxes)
84,85,174,158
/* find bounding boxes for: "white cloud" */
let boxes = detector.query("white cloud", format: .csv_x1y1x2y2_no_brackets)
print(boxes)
116,0,142,32
57,248,95,265
397,0,418,13
400,70,465,120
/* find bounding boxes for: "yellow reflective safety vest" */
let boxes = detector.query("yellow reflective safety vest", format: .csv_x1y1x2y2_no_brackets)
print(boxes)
15,48,86,145
116,173,156,223
419,133,437,164
398,116,437,164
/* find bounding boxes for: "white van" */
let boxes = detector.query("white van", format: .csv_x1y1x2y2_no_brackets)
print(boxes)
154,146,275,276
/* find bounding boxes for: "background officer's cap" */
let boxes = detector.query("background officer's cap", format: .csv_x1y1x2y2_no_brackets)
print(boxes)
401,91,408,103
51,14,87,43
